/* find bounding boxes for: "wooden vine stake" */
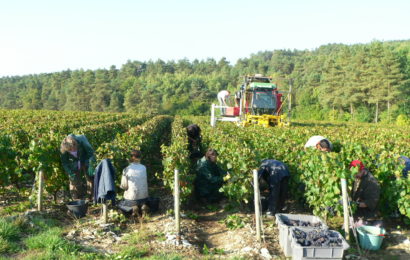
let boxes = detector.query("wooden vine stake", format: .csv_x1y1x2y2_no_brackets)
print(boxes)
174,169,181,239
37,170,44,211
253,169,262,242
102,203,108,223
341,178,350,241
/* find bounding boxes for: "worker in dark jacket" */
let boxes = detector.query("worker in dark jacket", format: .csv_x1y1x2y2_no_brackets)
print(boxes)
399,155,410,178
61,134,96,200
194,148,227,203
258,159,290,217
186,124,203,160
350,160,381,226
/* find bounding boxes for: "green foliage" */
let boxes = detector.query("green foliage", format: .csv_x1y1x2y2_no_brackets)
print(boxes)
354,106,373,122
108,209,127,224
185,211,199,220
1,201,31,215
191,117,410,222
113,246,148,259
29,215,59,231
396,114,409,126
142,254,184,260
1,40,409,120
293,104,325,121
0,110,147,195
0,215,63,255
160,116,193,202
96,115,172,184
24,227,80,253
220,215,245,230
0,236,18,254
0,218,20,241
202,244,225,256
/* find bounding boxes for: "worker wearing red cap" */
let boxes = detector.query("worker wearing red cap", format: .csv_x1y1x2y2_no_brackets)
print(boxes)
350,160,381,227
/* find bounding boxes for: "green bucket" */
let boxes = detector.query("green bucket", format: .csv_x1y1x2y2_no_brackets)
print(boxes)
357,225,386,250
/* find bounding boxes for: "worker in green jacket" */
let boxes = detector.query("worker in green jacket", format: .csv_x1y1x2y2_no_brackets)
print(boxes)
61,134,96,200
194,148,227,203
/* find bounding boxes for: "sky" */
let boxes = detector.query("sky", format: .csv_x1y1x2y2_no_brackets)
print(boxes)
0,0,409,77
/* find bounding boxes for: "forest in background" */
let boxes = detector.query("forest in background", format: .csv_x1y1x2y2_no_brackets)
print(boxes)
1,40,409,123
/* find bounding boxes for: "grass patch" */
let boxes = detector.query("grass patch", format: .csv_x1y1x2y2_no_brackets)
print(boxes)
0,237,19,254
113,228,171,259
202,244,225,256
122,228,161,244
142,254,184,260
0,201,31,215
29,215,59,231
24,227,80,254
21,250,85,260
205,204,219,212
185,211,199,220
113,246,149,259
220,215,245,230
0,218,21,241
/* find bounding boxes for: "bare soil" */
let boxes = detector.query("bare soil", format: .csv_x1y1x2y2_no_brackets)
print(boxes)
1,190,409,259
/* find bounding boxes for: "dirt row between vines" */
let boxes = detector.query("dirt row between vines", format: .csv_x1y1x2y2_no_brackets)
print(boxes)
1,188,410,259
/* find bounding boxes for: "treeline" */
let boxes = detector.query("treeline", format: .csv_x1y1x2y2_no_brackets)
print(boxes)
1,40,409,122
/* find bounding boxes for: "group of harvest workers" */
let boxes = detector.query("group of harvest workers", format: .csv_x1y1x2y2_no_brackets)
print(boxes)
187,130,409,229
60,129,410,227
60,135,151,216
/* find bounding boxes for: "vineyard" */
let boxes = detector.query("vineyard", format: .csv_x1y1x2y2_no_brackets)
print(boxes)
0,110,409,259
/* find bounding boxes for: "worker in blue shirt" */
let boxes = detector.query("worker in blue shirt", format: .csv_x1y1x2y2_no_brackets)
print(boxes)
258,159,290,217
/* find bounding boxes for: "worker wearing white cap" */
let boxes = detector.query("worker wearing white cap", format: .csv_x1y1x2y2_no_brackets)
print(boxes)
304,136,332,152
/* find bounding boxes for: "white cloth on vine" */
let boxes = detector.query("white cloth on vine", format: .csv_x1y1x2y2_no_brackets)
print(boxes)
121,162,148,201
304,136,332,149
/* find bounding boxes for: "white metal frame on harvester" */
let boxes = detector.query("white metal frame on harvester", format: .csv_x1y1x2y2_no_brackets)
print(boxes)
210,103,243,127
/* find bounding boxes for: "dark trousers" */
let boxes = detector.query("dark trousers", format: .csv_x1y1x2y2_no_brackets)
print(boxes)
268,177,289,214
69,168,93,200
122,199,148,207
119,199,149,216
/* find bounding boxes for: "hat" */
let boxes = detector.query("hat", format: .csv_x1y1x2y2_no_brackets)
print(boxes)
349,160,364,171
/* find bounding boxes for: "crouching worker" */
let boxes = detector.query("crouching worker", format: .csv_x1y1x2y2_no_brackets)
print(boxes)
61,134,96,200
399,155,410,178
258,159,290,217
119,150,149,216
350,160,382,227
304,136,332,152
186,124,203,160
194,148,227,203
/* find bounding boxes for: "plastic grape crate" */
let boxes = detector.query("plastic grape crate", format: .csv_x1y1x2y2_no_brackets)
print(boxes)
290,227,349,260
275,213,328,257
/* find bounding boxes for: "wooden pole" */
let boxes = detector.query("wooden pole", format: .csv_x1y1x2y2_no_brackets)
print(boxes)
211,104,216,127
37,170,44,211
174,169,180,236
288,79,292,112
288,79,293,122
102,203,108,224
253,169,261,242
341,178,350,241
